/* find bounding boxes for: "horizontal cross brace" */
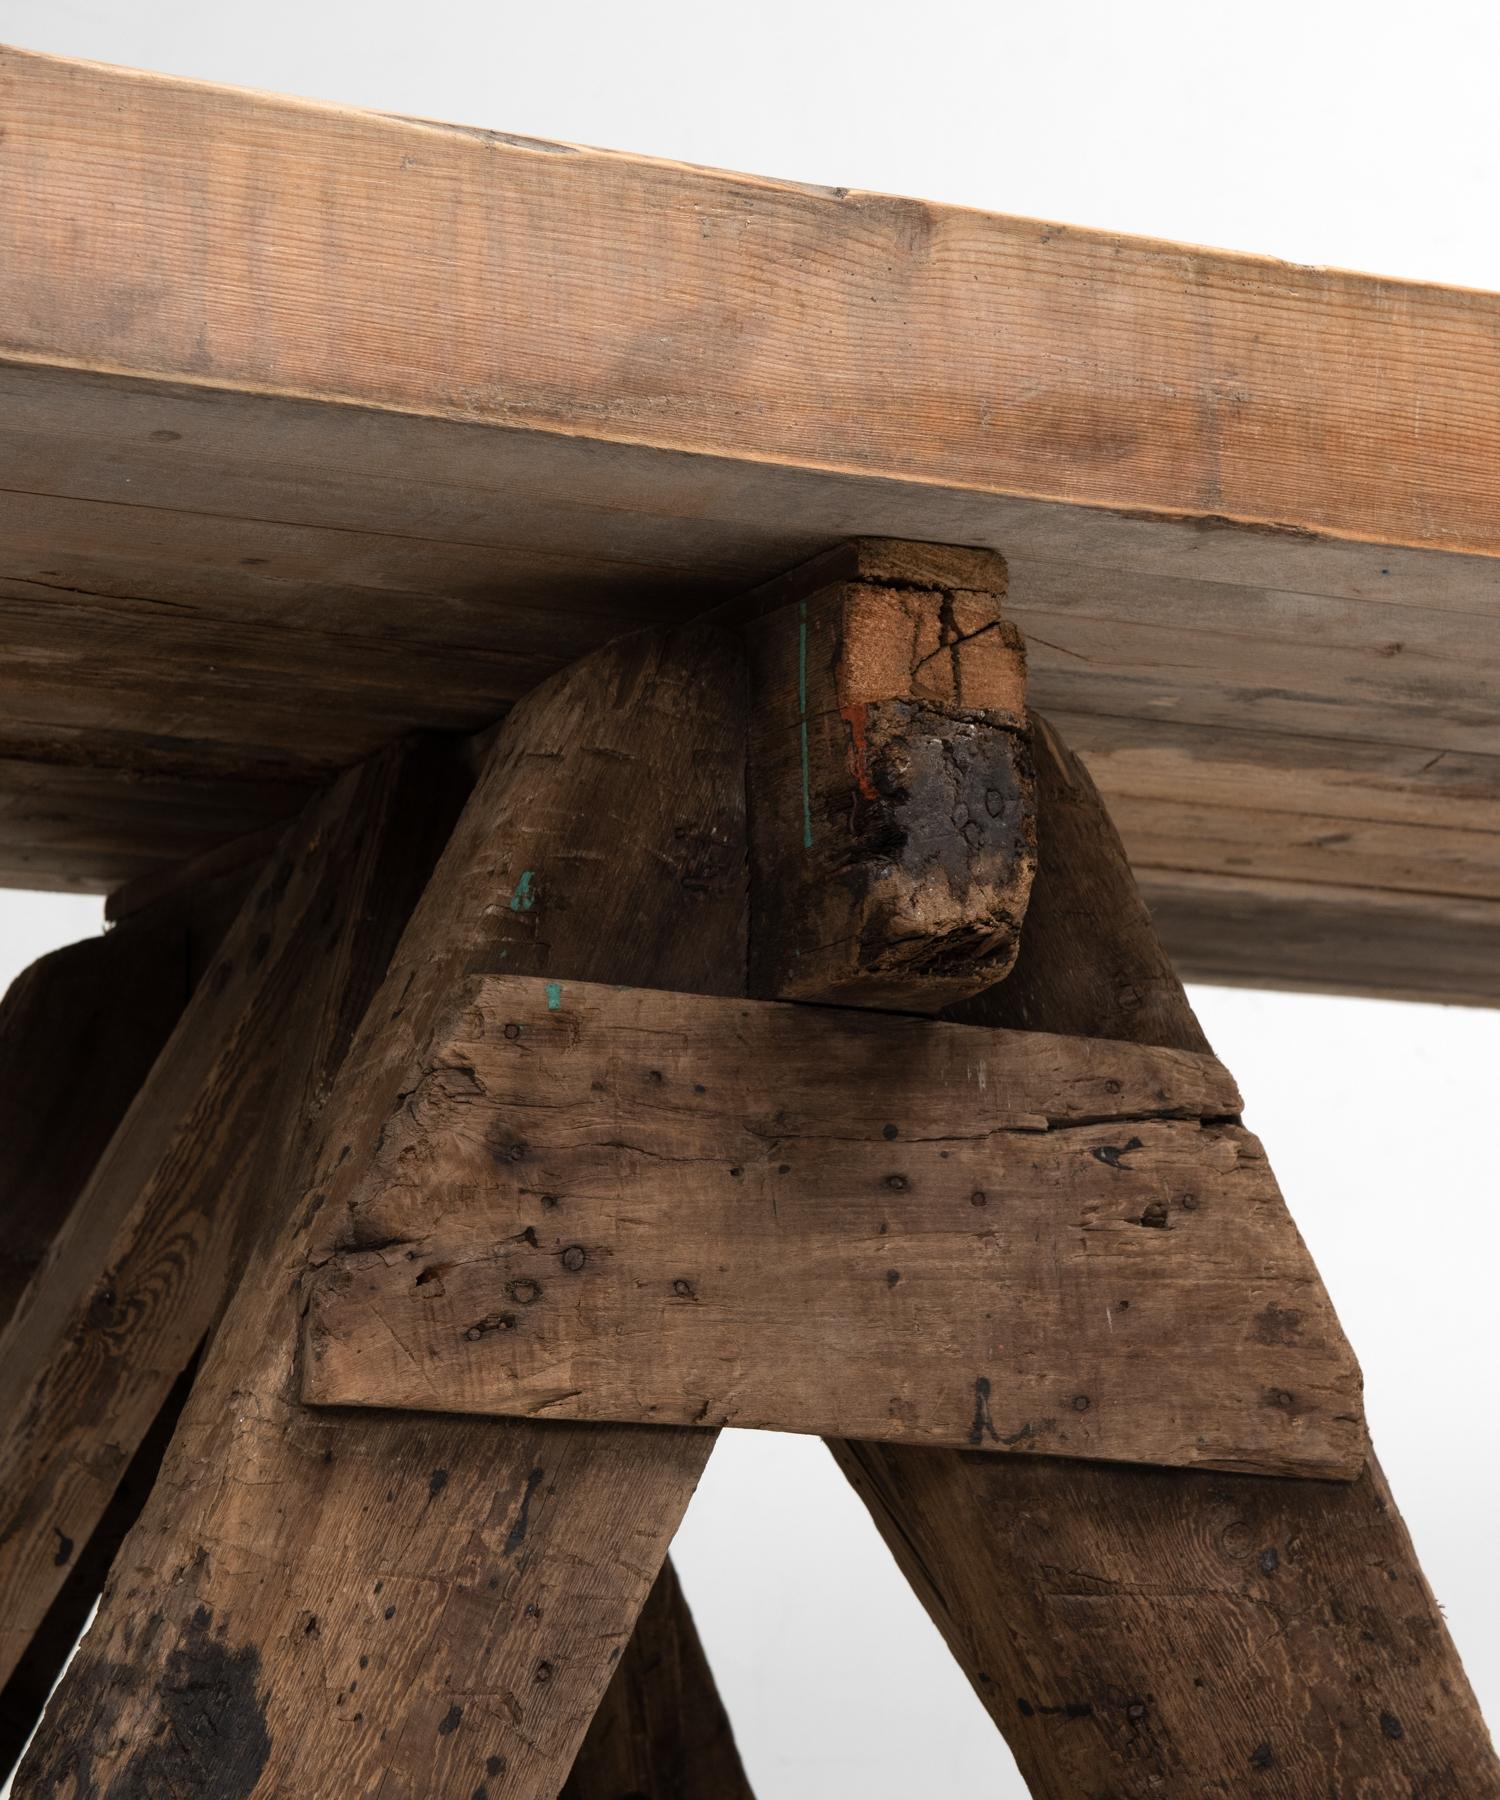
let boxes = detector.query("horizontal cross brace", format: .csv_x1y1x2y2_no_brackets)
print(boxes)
300,976,1364,1479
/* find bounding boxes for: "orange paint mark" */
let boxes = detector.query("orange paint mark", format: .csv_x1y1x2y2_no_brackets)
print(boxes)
841,702,879,801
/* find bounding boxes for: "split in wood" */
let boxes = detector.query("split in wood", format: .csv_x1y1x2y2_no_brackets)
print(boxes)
742,541,1036,1010
299,975,1363,1481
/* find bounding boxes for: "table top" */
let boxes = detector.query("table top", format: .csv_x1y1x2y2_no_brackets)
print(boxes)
2,43,1497,1004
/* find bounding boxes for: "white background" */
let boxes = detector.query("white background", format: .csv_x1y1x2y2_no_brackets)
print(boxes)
1,3,1497,1793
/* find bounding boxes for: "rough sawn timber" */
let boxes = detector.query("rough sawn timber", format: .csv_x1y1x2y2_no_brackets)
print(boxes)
560,1557,753,1800
827,715,1500,1796
0,743,464,1695
15,623,750,1797
299,975,1363,1480
2,47,1499,1008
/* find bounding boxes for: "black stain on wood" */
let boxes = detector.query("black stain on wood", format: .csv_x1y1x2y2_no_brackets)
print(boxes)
1250,1741,1275,1769
1092,1136,1143,1170
1253,1304,1304,1345
428,1468,449,1501
1380,1711,1405,1740
1258,1547,1279,1577
504,1465,546,1557
969,1376,999,1446
34,1606,273,1797
437,1703,463,1735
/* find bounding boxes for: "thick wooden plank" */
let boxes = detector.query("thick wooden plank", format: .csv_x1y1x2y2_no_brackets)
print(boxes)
6,46,1500,565
299,975,1361,1480
561,1558,753,1800
0,48,1498,1008
743,545,1034,1008
0,741,466,1694
16,623,750,1797
828,715,1499,1795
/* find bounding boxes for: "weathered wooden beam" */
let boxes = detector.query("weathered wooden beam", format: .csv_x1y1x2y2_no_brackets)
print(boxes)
742,540,1034,1009
0,743,464,1697
560,1557,753,1800
0,924,186,1334
0,854,253,1771
16,624,750,1797
298,974,1361,1480
828,715,1500,1795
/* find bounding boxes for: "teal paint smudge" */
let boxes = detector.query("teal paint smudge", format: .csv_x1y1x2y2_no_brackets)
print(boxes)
544,980,563,1011
798,600,813,850
509,870,536,911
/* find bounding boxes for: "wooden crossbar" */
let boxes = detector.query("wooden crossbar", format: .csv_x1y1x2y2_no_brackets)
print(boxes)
299,975,1362,1481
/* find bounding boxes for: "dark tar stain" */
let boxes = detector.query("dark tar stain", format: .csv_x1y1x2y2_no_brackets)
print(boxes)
437,1703,463,1735
504,1465,546,1557
969,1376,1000,1446
1092,1136,1143,1170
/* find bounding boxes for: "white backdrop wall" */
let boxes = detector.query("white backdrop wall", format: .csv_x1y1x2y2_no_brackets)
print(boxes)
1,3,1496,1792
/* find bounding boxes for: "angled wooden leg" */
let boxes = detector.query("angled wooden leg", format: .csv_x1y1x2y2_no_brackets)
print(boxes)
16,623,750,1797
0,744,464,1702
0,910,196,1332
829,715,1499,1795
0,900,216,1774
563,1559,752,1800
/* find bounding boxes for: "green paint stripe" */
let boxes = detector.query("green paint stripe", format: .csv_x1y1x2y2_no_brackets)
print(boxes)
798,600,813,850
509,869,536,911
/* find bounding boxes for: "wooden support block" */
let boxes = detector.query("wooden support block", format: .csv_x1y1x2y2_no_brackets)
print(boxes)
298,975,1361,1480
743,540,1034,1010
560,1557,753,1800
16,624,751,1798
0,742,465,1696
827,715,1500,1796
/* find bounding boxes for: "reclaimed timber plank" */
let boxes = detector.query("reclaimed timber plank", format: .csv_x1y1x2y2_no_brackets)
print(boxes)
298,974,1362,1480
0,46,1498,1009
15,622,750,1797
0,740,467,1695
826,714,1500,1795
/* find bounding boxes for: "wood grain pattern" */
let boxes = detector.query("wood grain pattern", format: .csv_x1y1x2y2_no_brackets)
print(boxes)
16,623,751,1797
0,926,186,1331
5,45,1500,559
560,1558,753,1800
0,741,465,1694
1,46,1498,1007
743,546,1035,1008
299,975,1361,1480
830,715,1500,1796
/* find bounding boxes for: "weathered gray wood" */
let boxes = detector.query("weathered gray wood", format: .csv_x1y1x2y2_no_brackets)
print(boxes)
0,743,465,1695
16,623,750,1798
299,975,1361,1480
828,713,1500,1796
561,1557,753,1800
743,543,1035,1010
